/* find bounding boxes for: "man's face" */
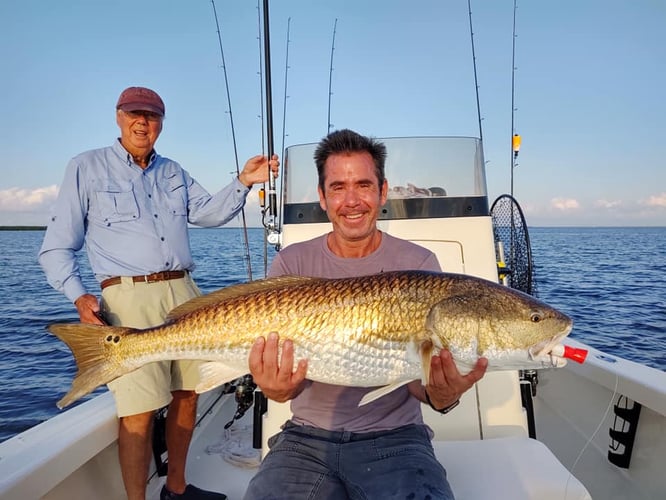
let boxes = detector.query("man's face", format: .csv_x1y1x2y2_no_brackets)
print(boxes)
318,151,387,245
116,109,163,156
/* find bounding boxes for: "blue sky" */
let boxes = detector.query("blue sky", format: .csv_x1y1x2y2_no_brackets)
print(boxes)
1,0,664,227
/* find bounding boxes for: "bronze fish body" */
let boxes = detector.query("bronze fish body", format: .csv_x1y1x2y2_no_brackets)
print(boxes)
49,270,573,408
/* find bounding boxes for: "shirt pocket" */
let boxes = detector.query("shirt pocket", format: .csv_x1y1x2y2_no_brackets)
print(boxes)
92,181,139,224
164,173,188,216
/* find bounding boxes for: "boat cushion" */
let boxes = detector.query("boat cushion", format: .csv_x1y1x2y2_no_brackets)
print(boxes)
433,436,592,500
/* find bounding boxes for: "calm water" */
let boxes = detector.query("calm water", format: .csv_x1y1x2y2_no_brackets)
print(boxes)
1,226,664,443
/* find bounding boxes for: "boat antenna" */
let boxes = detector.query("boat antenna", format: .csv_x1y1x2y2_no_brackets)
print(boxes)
327,18,338,134
211,0,253,281
510,0,519,198
260,0,279,249
467,0,484,143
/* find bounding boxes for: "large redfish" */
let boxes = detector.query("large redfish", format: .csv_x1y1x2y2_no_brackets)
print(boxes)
49,270,575,408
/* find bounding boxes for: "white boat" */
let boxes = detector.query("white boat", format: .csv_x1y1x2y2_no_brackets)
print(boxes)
1,135,665,500
2,1,665,497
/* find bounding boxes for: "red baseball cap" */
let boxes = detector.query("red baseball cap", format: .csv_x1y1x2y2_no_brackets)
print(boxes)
116,87,165,116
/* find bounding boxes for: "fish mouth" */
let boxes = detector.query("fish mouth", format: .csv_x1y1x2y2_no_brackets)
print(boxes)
528,324,573,360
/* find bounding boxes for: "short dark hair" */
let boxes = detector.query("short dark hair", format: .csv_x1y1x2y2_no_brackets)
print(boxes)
314,129,387,192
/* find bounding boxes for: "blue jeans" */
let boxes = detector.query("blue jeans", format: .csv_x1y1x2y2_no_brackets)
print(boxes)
244,422,454,500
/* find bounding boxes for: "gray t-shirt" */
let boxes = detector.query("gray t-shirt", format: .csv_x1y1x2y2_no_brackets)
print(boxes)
268,232,441,432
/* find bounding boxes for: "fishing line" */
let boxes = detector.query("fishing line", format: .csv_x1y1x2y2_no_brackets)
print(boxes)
211,0,254,281
564,372,620,499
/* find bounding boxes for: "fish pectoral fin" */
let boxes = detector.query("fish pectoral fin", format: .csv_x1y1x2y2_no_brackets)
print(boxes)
420,339,434,385
358,380,413,406
195,362,247,394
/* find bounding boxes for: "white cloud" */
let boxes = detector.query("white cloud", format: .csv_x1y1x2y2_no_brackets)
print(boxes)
0,184,270,227
643,193,666,208
595,199,622,209
0,185,58,212
550,198,580,210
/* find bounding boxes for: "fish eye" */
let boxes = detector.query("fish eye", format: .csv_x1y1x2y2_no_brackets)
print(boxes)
530,312,542,323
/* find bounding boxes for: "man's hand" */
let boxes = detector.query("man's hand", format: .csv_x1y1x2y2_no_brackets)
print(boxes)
248,332,307,402
74,293,106,325
238,154,279,188
409,349,488,410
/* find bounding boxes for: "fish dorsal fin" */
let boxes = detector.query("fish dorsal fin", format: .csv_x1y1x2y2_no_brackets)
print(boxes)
166,275,320,322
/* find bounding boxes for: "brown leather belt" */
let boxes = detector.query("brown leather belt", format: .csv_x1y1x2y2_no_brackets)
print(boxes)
100,270,187,290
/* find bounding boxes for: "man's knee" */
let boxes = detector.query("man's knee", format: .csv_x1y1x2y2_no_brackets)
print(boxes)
171,390,198,407
119,411,156,436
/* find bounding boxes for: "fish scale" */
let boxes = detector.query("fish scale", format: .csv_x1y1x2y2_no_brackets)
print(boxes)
49,270,573,408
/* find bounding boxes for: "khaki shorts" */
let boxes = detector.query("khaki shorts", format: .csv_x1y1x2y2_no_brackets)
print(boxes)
101,274,203,417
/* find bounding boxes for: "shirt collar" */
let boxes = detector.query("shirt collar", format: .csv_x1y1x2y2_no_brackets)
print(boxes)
114,138,158,168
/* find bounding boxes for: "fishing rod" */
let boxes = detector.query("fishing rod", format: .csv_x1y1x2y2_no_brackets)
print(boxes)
261,0,279,248
509,0,519,288
254,0,270,275
211,0,253,281
510,0,520,198
327,18,338,134
256,1,266,156
277,16,291,242
467,0,484,144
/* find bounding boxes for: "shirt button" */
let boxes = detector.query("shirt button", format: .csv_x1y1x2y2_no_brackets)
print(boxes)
161,237,165,241
154,214,158,218
165,262,170,266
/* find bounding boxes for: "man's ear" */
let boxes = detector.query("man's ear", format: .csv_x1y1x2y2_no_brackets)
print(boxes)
318,186,327,212
380,179,388,206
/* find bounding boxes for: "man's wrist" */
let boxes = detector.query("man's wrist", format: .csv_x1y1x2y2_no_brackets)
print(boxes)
237,173,252,188
425,389,460,414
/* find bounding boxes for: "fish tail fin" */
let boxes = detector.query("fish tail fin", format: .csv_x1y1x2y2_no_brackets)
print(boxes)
420,339,434,384
48,323,136,408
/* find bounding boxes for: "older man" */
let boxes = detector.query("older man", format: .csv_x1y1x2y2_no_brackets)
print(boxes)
40,86,278,500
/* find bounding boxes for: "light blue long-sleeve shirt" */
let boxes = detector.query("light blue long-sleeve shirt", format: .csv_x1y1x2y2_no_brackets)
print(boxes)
39,139,250,302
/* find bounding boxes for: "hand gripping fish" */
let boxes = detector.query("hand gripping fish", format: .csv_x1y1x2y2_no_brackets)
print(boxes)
49,270,584,409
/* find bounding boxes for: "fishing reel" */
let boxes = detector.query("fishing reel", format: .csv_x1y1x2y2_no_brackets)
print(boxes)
223,374,257,429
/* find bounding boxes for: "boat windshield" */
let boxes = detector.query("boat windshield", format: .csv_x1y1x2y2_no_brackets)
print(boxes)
284,136,487,204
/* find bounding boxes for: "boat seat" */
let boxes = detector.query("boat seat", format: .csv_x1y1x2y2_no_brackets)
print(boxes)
433,436,591,500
